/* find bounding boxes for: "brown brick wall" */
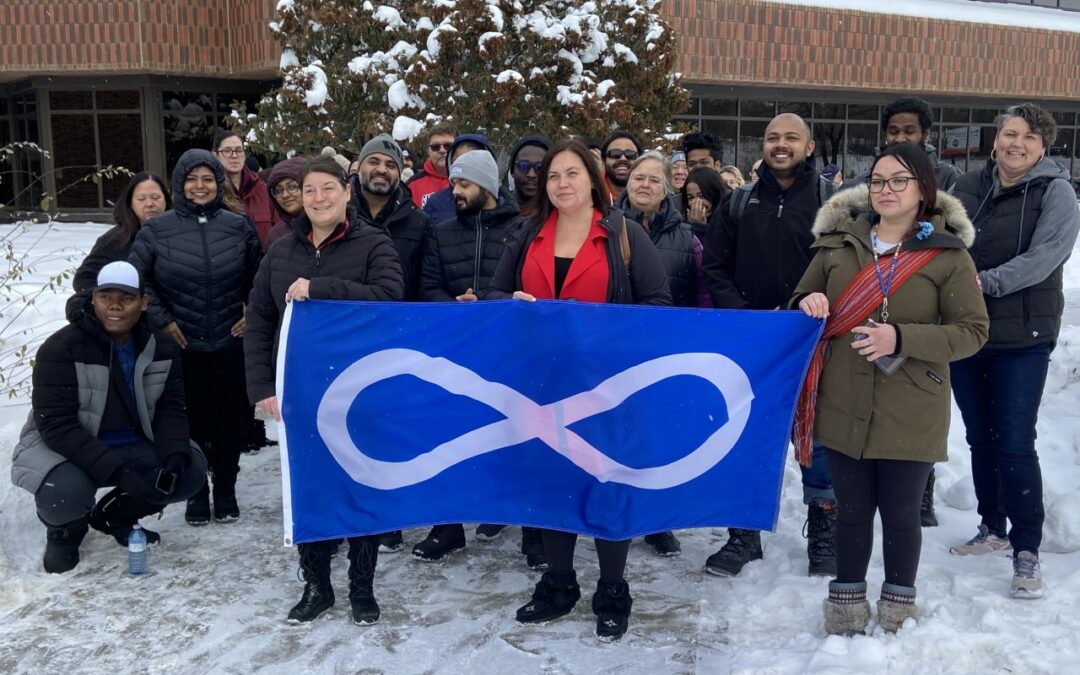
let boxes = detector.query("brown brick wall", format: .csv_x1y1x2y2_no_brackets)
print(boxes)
662,0,1080,101
0,0,279,82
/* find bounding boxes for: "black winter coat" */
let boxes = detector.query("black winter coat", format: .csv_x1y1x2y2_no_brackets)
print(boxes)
484,208,672,306
244,213,405,404
29,312,189,484
702,162,824,310
351,180,430,301
129,149,262,352
420,192,520,301
616,193,699,307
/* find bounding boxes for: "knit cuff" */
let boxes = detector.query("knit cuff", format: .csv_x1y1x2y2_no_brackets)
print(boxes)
828,580,867,604
880,582,916,605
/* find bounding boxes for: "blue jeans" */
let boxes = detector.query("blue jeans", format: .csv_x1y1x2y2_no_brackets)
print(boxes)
950,342,1052,555
801,443,835,505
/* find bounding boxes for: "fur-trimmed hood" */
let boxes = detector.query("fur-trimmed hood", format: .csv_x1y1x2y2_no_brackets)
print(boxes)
812,183,975,247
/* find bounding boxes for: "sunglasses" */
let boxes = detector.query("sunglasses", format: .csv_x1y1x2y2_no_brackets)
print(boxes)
429,143,453,152
606,149,639,161
271,181,301,198
514,160,543,175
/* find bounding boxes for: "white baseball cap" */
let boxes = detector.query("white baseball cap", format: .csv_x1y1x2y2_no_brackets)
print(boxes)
94,261,142,295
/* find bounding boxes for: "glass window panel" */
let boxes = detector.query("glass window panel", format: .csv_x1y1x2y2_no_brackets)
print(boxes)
941,107,969,124
97,90,140,110
701,119,737,166
164,113,215,174
740,99,775,118
1051,111,1076,126
0,115,12,206
686,98,701,115
162,91,213,114
1061,0,1080,10
51,114,100,208
844,123,878,181
848,104,878,121
0,97,9,116
1071,127,1080,187
738,120,769,173
967,126,998,178
939,125,980,166
49,91,94,111
813,121,845,170
971,108,999,124
98,114,145,204
814,103,845,120
701,98,736,116
777,101,811,119
15,92,38,116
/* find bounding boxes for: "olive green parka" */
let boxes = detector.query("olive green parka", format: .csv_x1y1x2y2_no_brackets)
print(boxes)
792,185,989,462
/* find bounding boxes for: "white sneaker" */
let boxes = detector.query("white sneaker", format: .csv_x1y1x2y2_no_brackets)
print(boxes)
1011,551,1044,599
950,524,1012,556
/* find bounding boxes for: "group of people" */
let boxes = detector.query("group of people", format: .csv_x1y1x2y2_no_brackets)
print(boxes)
12,95,1077,641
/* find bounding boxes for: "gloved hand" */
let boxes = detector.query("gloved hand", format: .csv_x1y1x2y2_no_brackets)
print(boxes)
155,454,188,497
113,467,166,505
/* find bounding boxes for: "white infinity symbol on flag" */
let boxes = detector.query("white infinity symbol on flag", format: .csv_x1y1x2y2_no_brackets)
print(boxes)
315,349,754,490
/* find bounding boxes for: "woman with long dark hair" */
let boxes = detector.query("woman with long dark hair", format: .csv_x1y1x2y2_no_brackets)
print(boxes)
485,139,670,641
681,166,730,237
244,156,403,624
70,172,171,303
948,103,1080,599
793,143,988,634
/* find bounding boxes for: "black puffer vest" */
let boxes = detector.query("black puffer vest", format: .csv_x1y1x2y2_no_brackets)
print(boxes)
617,194,697,307
954,164,1064,347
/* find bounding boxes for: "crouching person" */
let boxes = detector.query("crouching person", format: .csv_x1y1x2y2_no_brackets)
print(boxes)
12,261,206,573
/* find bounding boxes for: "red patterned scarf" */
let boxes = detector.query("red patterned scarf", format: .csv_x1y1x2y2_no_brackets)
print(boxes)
792,247,944,466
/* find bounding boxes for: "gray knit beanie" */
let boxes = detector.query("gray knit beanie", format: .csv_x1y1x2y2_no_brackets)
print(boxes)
449,151,500,199
357,134,403,170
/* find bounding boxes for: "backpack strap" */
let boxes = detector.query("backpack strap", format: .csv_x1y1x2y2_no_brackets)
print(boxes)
619,216,632,271
727,182,756,223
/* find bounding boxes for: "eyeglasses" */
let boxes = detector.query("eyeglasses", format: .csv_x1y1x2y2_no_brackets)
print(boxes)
606,149,639,161
216,147,245,158
429,143,453,152
272,181,301,198
514,160,543,175
868,176,915,193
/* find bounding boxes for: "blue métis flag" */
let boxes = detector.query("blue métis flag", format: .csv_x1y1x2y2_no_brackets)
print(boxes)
277,300,822,545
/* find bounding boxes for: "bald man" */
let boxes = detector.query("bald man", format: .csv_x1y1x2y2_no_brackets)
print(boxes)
701,112,838,580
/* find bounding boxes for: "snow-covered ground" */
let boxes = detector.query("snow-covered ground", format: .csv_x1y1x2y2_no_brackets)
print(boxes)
1,220,1078,674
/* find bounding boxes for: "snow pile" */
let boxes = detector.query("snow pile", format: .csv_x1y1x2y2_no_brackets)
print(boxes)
3,223,1077,671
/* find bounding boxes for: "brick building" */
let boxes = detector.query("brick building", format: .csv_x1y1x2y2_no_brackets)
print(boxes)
2,0,1078,216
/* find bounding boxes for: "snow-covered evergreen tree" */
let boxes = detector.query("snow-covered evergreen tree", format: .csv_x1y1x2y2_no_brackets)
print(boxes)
232,0,689,154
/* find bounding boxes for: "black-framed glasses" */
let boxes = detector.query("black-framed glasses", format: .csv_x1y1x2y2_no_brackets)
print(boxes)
868,176,915,193
429,142,453,152
271,181,301,198
514,160,543,175
215,147,245,158
606,149,639,161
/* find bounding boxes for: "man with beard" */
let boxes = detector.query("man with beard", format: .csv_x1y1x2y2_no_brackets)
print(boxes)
601,130,642,201
406,124,456,208
350,134,431,554
507,135,551,209
701,112,839,580
415,152,549,570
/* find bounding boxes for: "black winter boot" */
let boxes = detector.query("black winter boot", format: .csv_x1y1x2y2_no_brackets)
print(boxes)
644,531,682,557
288,542,335,623
705,528,763,576
921,472,938,527
185,482,211,526
412,524,466,561
592,580,633,641
212,473,240,522
515,570,581,623
347,536,381,625
89,488,162,546
43,517,89,574
804,498,837,577
520,527,549,570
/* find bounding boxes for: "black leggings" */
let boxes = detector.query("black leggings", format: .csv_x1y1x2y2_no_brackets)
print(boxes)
181,349,249,480
542,530,630,583
825,449,932,588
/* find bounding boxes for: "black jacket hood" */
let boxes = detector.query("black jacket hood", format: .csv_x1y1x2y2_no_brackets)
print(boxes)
171,149,226,217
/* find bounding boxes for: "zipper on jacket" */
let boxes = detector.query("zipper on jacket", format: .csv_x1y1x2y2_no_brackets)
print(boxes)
776,195,785,219
473,213,483,292
315,248,322,270
198,216,214,345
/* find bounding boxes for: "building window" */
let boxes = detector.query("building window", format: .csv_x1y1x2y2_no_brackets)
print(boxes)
162,91,262,174
48,89,144,209
5,91,44,210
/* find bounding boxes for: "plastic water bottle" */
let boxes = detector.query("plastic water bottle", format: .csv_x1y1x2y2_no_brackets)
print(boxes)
128,524,148,575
